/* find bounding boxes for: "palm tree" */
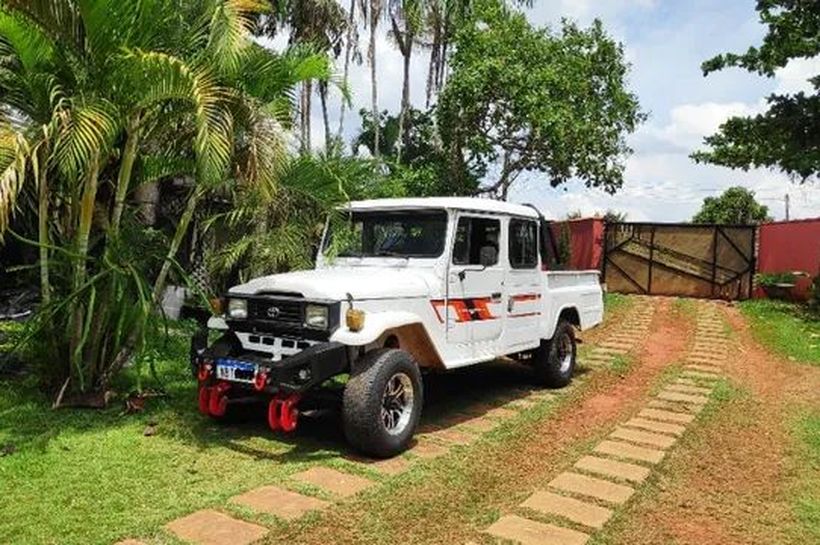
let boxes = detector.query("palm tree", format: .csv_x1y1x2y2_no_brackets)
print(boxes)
388,0,425,161
361,0,385,158
0,0,327,402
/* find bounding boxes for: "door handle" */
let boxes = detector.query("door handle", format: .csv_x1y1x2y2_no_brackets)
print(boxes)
491,292,502,302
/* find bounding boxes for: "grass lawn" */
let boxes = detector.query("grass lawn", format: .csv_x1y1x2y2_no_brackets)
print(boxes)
739,299,820,365
739,298,820,540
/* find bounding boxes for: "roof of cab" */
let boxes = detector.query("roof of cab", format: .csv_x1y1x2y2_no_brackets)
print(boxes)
343,197,540,218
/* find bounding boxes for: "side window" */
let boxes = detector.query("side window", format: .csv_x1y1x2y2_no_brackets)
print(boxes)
509,219,538,269
452,216,501,266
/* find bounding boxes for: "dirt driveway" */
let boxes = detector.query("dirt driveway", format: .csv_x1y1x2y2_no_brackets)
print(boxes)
121,296,819,545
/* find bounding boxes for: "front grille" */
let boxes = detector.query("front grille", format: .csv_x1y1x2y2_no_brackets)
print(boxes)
248,298,303,326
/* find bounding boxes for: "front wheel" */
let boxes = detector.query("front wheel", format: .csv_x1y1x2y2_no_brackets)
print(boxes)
533,319,576,388
343,349,423,458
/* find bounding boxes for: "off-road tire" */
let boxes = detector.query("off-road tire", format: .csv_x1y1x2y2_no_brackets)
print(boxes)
533,319,576,388
343,348,423,458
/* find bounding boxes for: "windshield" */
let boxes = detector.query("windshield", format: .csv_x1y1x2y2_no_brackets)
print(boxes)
323,209,448,258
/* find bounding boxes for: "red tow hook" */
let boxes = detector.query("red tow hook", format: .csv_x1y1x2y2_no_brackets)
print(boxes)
267,393,301,433
253,371,268,392
208,382,231,417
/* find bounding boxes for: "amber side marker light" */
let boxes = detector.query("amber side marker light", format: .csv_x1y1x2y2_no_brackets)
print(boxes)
346,308,365,332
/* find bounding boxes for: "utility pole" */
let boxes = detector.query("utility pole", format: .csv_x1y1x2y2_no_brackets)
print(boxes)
785,193,790,221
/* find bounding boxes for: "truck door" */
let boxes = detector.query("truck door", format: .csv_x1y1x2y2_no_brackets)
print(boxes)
504,217,543,350
445,214,505,345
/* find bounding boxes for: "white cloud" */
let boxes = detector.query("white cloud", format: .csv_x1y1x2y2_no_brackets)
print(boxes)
774,55,820,94
648,100,763,151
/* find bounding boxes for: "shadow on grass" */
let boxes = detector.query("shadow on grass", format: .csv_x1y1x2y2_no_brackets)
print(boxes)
0,356,567,463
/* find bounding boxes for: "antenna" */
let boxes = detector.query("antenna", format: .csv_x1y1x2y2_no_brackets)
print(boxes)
785,193,790,221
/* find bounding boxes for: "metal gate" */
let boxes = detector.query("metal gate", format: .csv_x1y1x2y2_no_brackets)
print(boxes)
603,222,756,300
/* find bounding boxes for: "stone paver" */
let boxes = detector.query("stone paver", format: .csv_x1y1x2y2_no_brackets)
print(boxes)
682,370,721,381
685,364,723,374
594,440,665,464
293,467,374,498
600,341,633,350
623,417,686,436
429,428,476,446
675,377,698,385
346,454,411,476
574,455,650,483
657,390,708,405
610,427,676,449
548,472,634,504
665,383,712,395
114,540,146,545
485,407,519,420
409,440,449,459
166,509,267,545
458,416,498,433
647,399,704,414
639,407,696,424
522,490,613,528
230,485,329,520
485,515,590,545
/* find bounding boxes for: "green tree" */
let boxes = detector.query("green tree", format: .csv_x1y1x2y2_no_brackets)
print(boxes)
692,186,771,225
692,0,819,182
388,0,425,160
437,0,645,200
0,0,327,402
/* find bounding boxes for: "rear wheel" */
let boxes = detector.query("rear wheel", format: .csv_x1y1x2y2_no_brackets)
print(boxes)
533,319,576,387
343,349,423,458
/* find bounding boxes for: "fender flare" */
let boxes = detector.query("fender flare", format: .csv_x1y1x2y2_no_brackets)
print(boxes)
549,305,581,338
330,310,425,346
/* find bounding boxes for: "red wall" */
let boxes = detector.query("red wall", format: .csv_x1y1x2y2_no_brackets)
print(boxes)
757,218,820,299
551,218,605,270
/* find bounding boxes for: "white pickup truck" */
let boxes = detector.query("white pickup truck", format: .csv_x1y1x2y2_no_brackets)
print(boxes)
192,197,603,457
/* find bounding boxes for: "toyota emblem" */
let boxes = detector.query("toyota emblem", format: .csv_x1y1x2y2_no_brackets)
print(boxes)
266,306,280,319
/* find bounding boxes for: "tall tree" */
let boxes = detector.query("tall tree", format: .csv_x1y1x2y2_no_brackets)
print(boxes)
337,0,361,142
692,186,771,225
388,0,425,160
693,0,819,182
362,0,385,157
437,0,644,200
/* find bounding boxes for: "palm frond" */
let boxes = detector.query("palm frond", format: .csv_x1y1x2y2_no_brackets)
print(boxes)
53,99,120,180
0,123,28,236
206,0,269,75
1,0,84,57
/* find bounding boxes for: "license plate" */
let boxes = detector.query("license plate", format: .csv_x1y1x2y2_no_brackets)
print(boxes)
215,359,257,383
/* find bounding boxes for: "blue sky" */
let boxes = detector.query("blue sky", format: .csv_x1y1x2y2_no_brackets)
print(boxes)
267,0,820,221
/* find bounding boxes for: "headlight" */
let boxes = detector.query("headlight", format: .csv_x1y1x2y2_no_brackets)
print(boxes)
227,298,247,319
304,304,329,329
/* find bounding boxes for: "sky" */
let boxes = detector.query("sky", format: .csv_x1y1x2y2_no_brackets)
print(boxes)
265,0,820,222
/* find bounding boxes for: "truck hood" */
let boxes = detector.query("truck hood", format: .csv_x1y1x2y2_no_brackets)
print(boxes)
228,268,438,301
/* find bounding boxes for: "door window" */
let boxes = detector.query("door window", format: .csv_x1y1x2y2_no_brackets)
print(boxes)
509,219,538,269
452,217,501,266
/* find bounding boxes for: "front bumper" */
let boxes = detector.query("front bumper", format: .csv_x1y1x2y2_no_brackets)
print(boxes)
195,335,349,394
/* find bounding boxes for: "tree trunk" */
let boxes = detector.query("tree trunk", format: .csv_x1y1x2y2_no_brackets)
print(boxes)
426,28,440,108
369,14,380,158
152,186,201,304
35,145,50,306
300,81,312,153
397,36,412,162
319,81,331,152
337,0,357,141
110,115,141,233
68,154,101,393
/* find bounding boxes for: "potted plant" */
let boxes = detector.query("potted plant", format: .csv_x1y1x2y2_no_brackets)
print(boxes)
756,271,806,300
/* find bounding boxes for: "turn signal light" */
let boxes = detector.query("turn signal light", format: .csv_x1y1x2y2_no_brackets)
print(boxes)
346,308,365,332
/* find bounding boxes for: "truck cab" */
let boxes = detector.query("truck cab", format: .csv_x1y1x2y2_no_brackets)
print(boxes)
193,197,603,457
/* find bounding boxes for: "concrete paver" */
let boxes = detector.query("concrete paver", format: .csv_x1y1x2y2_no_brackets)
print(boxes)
345,454,411,476
548,472,634,504
594,440,665,464
681,370,721,381
665,383,712,395
408,440,449,459
522,490,613,528
574,455,650,483
657,390,708,405
623,417,686,436
610,427,676,449
639,407,696,424
230,485,329,520
293,467,374,498
485,515,590,545
165,509,267,545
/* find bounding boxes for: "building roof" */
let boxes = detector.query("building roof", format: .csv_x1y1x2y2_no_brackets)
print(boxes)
344,197,540,218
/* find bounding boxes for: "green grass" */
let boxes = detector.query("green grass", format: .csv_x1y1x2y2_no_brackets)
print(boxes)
0,320,368,545
739,299,820,365
603,292,630,312
791,410,820,542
